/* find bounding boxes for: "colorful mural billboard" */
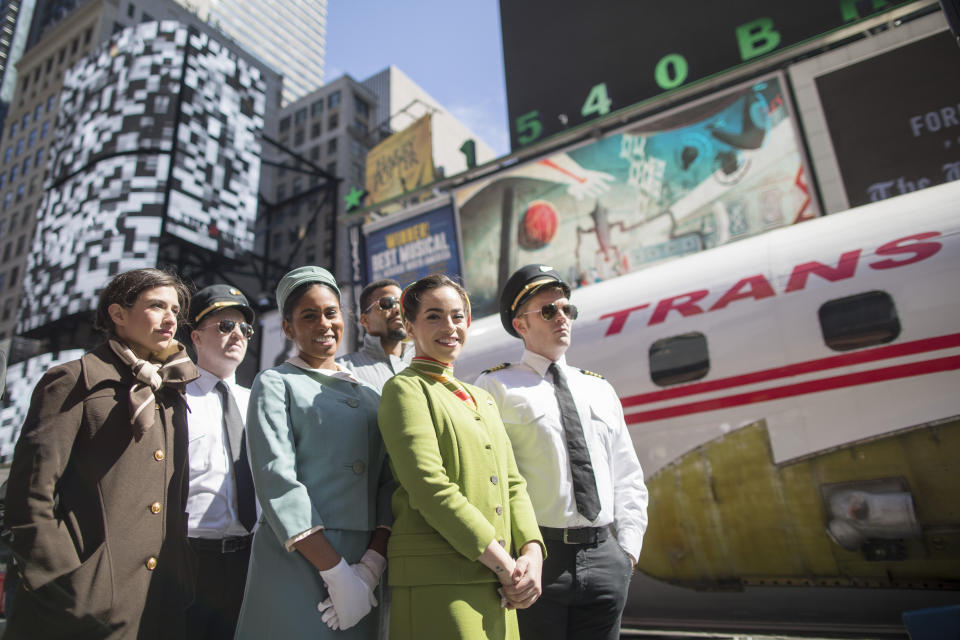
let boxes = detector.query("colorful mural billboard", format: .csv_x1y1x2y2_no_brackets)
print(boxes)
454,74,817,317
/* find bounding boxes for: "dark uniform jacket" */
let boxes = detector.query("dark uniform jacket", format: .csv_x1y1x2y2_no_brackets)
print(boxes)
4,342,199,639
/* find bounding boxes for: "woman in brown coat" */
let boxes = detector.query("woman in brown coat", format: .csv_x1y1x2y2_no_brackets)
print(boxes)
4,268,200,639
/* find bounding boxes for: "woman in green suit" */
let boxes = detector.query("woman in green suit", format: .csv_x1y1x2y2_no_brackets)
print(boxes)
378,274,545,640
236,266,393,639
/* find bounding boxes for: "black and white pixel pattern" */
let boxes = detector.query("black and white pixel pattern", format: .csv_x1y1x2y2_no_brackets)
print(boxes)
0,349,85,462
167,29,265,258
17,21,266,332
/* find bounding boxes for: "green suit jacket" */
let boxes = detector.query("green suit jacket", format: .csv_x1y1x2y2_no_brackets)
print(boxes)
378,368,544,587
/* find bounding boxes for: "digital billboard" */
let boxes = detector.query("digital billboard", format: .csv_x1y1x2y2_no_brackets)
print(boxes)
454,74,817,317
814,30,960,207
18,21,266,332
0,349,85,461
500,0,910,150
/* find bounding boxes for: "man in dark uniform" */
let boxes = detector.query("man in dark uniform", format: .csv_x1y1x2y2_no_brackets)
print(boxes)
475,264,648,640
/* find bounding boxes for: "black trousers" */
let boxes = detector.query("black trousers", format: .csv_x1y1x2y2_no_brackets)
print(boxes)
518,533,633,640
184,540,251,640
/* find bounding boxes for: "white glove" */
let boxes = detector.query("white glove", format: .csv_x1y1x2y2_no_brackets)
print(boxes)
320,549,387,628
316,557,376,630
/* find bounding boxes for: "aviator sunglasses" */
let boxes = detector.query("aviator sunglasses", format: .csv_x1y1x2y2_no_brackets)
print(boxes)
363,295,399,314
520,302,579,322
206,318,255,338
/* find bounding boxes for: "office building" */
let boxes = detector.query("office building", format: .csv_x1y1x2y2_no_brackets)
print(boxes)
176,0,326,105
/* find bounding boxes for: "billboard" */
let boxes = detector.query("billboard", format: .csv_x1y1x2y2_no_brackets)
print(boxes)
18,21,266,332
814,30,960,207
0,349,85,461
454,74,817,317
364,198,462,288
365,114,435,206
500,0,909,150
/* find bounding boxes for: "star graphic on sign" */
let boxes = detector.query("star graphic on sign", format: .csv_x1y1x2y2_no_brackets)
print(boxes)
344,186,367,210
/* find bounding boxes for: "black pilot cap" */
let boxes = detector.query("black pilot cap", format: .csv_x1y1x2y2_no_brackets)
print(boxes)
191,284,255,326
499,264,571,338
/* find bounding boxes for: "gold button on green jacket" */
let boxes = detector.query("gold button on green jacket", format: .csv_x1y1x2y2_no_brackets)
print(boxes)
378,368,544,587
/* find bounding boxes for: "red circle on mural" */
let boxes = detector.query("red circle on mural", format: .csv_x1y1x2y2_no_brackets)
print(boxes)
519,199,558,250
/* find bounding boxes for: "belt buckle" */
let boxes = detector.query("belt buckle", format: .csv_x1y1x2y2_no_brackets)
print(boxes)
562,528,573,544
221,536,240,553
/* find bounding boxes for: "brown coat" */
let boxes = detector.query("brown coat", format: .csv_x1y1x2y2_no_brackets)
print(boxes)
4,343,199,640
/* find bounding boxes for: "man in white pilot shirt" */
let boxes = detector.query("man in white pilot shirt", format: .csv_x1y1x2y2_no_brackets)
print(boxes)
475,264,648,640
185,285,260,640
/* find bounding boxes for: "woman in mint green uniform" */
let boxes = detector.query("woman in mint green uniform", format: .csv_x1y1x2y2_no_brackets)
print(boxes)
378,274,545,640
236,267,393,640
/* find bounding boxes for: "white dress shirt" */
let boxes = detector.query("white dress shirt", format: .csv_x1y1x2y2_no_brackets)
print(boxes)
475,348,649,560
185,367,256,539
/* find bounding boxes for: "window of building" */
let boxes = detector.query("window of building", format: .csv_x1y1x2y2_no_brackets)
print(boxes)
328,90,341,109
21,114,28,128
57,48,66,65
10,265,18,283
15,139,23,155
22,157,30,173
28,130,36,148
649,332,710,387
326,161,336,176
328,113,338,130
4,148,10,163
293,177,303,194
36,148,43,165
310,146,320,161
9,122,16,137
142,12,153,22
33,67,40,83
71,37,79,55
311,122,321,139
818,290,901,352
21,76,29,94
47,95,55,112
294,129,304,146
350,162,364,185
354,96,369,118
16,184,25,201
294,107,307,126
10,166,17,181
0,174,4,189
34,105,42,120
0,273,5,292
351,140,366,158
41,121,49,139
45,58,53,74
3,193,11,210
353,119,367,137
327,138,337,154
112,22,124,35
84,27,93,45
276,184,286,201
311,99,323,117
15,234,24,255
2,243,10,261
279,116,291,132
127,3,135,17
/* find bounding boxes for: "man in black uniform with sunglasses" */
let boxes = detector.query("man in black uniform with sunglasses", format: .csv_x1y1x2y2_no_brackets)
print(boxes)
475,264,648,640
338,278,413,391
184,285,260,640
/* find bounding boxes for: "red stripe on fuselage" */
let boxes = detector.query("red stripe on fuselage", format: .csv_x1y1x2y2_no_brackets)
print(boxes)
621,332,960,408
623,355,960,424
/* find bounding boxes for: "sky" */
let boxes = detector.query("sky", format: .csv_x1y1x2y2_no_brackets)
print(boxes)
324,0,511,157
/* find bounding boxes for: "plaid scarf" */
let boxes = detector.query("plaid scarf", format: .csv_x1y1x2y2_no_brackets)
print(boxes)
408,356,477,410
108,339,197,441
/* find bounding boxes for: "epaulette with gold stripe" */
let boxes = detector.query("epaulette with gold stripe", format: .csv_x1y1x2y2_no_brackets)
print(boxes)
579,368,605,379
481,362,511,374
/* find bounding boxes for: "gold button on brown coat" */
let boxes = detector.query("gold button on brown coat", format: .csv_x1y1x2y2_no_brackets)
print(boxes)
4,343,199,640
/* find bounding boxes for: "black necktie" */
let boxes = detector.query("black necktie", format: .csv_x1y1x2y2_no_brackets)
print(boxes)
216,381,257,532
548,363,601,522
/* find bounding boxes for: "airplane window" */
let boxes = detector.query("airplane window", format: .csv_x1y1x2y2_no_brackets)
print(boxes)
649,332,710,387
819,290,900,352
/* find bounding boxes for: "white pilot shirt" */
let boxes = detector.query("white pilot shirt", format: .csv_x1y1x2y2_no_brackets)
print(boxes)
186,367,258,539
475,348,649,561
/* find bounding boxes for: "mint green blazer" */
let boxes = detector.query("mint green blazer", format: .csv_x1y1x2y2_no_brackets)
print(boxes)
378,368,544,587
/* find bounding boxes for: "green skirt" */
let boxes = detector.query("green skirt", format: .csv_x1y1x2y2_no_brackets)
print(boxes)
390,582,519,640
